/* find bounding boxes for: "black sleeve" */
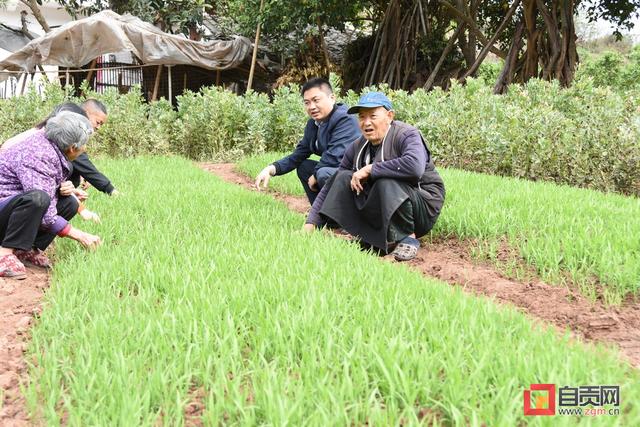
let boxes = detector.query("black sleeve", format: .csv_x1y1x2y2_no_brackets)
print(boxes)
71,153,115,195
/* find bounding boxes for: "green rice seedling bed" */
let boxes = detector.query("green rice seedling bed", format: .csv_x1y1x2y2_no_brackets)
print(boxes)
238,153,640,305
25,157,639,426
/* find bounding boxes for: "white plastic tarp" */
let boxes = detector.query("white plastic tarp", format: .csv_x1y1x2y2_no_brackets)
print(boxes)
0,10,253,80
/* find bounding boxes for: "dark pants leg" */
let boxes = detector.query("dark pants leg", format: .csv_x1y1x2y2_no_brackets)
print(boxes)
0,190,51,251
296,160,318,204
387,190,436,243
296,159,338,205
387,199,415,243
33,196,78,251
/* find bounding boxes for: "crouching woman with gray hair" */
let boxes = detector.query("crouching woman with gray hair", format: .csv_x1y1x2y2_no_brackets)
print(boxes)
0,111,102,279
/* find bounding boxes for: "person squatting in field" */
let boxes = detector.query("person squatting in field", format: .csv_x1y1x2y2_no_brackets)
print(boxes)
254,77,362,204
0,111,102,279
2,99,120,197
303,92,445,262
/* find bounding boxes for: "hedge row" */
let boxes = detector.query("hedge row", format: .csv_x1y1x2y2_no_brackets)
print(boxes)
0,76,638,196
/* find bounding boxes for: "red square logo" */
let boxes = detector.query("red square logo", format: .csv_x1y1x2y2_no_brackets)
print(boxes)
524,384,556,416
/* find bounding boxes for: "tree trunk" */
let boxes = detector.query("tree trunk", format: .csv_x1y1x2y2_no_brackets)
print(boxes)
454,0,473,67
494,20,525,94
499,0,578,91
20,0,50,33
521,0,540,80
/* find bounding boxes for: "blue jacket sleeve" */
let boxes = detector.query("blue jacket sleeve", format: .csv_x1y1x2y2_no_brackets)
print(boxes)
272,121,315,176
315,115,359,174
370,128,427,182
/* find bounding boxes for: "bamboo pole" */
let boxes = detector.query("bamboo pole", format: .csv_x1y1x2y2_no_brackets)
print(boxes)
168,65,173,103
0,63,156,76
152,65,163,101
247,0,264,92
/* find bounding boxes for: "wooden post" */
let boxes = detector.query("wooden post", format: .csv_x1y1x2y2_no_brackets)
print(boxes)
247,0,264,92
19,73,29,95
65,67,70,87
85,58,98,89
152,65,163,101
168,65,172,103
37,65,49,83
216,70,221,86
183,72,187,91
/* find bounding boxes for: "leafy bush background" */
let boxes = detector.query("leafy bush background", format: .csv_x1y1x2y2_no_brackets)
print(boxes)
1,74,639,196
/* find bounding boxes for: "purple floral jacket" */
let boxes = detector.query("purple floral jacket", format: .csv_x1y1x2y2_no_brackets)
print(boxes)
0,129,71,234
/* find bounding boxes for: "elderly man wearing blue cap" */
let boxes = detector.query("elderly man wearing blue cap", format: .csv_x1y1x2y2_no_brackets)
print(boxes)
303,92,445,261
254,77,361,204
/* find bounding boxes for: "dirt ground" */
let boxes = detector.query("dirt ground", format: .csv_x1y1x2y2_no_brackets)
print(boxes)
200,162,640,369
1,266,49,426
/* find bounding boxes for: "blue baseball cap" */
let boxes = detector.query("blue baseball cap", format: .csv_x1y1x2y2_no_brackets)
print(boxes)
347,92,393,114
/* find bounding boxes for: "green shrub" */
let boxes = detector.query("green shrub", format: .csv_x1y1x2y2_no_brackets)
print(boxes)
575,46,640,91
2,78,640,196
265,84,305,152
0,83,68,141
173,86,270,161
89,86,165,157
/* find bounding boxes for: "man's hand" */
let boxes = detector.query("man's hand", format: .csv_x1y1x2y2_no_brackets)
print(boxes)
308,174,318,192
73,188,89,202
79,208,101,223
66,227,102,250
302,223,315,233
80,178,91,190
255,165,276,190
350,165,373,195
110,189,121,197
59,181,75,197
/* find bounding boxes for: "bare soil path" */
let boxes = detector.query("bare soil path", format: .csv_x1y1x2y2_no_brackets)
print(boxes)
1,267,48,426
201,162,640,369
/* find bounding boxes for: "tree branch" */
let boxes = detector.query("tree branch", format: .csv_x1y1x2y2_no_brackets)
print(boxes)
20,0,50,33
424,22,466,90
438,0,507,59
461,0,522,80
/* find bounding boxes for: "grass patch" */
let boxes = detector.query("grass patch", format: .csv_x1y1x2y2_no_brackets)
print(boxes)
238,153,640,305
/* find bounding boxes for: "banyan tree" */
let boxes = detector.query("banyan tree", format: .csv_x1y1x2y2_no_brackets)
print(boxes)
358,0,640,93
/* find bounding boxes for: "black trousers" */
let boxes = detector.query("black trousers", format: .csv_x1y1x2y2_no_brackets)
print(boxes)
0,190,78,251
296,159,337,205
319,171,437,252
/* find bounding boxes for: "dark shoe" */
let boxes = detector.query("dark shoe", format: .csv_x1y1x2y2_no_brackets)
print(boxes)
0,254,27,279
15,248,51,269
391,236,420,261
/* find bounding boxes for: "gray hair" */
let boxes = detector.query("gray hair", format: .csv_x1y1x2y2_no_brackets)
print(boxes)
44,111,93,152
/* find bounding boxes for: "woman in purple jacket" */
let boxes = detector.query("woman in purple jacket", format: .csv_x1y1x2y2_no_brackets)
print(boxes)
0,111,102,279
304,92,445,261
